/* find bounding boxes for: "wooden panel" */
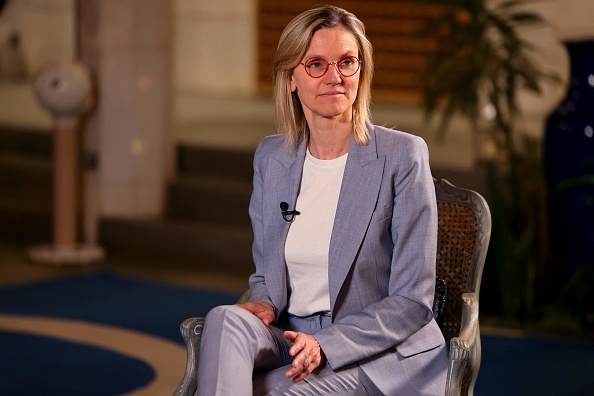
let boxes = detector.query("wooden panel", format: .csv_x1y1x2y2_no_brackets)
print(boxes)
257,0,438,104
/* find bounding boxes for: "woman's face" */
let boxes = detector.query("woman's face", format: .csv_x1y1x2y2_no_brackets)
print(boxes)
290,27,360,124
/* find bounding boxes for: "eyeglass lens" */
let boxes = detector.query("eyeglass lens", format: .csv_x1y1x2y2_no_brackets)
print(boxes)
303,56,360,78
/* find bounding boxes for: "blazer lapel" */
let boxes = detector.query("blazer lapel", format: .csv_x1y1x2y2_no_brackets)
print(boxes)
262,140,306,315
328,125,385,310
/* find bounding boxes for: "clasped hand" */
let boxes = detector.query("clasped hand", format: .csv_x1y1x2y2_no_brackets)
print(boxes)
236,301,325,382
284,331,325,382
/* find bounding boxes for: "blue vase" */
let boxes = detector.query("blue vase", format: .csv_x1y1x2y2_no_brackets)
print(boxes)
544,40,594,281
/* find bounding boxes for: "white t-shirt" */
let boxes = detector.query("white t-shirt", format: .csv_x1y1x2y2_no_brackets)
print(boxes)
284,149,348,316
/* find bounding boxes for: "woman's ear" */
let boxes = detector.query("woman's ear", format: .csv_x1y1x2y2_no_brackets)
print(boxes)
290,77,297,93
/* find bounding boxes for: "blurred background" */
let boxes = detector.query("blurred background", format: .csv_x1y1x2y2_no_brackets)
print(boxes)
0,0,593,393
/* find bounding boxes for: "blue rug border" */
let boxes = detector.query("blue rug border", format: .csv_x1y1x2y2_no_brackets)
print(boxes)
0,270,241,344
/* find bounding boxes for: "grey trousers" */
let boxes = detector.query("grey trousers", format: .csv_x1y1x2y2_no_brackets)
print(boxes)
197,305,375,395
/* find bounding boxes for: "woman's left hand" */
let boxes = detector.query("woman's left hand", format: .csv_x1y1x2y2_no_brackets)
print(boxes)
284,331,325,382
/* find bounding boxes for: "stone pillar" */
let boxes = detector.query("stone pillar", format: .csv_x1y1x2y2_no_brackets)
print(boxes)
78,0,173,225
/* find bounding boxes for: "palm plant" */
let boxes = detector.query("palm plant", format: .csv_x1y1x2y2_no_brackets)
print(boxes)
416,0,559,318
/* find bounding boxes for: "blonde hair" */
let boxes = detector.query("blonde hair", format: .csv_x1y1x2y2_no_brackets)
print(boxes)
273,5,374,152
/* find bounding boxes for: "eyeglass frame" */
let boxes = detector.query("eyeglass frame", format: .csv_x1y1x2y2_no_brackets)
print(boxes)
298,56,362,78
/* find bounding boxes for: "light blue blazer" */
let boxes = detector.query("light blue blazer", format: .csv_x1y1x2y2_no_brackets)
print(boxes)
247,122,447,394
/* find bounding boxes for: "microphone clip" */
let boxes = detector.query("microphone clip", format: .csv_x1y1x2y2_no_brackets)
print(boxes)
280,202,300,222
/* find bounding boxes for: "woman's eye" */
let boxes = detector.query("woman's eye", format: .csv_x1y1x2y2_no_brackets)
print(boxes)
306,60,324,69
340,58,354,67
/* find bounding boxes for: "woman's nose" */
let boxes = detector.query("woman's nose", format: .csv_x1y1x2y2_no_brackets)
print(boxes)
324,62,342,83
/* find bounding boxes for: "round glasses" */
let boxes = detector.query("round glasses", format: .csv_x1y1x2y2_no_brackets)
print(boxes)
299,56,362,78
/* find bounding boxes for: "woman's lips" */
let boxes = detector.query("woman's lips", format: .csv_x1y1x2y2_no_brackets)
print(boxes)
319,91,344,97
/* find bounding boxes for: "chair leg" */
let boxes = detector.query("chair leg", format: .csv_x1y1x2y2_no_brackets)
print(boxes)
445,293,479,396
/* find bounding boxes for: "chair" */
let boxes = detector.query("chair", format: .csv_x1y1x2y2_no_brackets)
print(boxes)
173,178,491,396
434,178,491,395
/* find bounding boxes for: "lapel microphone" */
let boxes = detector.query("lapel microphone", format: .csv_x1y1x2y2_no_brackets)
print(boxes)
280,202,300,222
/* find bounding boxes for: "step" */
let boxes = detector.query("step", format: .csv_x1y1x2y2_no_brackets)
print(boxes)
0,153,52,204
107,144,256,266
0,127,52,158
0,127,53,207
0,198,52,243
0,128,53,243
166,174,252,227
176,145,254,180
99,218,254,275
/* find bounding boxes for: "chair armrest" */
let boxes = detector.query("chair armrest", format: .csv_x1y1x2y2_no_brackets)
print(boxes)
173,317,205,396
445,293,480,396
237,289,251,304
173,290,249,395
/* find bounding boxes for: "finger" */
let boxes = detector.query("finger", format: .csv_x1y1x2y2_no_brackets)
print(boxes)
235,302,252,312
289,351,306,372
283,330,298,341
292,360,317,383
292,354,303,368
286,333,306,357
255,311,274,326
293,370,309,383
285,363,310,380
292,351,313,370
285,358,308,379
302,356,312,369
285,365,301,378
290,344,306,358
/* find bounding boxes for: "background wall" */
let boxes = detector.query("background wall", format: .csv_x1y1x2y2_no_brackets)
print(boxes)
3,0,587,134
4,0,592,110
1,0,593,187
0,0,75,77
174,0,256,95
0,0,256,95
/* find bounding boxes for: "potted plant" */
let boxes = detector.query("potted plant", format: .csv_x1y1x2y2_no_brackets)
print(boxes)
415,0,559,319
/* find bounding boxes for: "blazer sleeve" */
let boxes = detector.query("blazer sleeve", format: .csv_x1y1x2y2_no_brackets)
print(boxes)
246,139,275,309
314,135,440,369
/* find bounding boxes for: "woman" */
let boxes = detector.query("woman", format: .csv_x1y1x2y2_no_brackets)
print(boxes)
198,5,447,395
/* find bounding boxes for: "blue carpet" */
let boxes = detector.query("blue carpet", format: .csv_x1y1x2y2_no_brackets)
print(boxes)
476,334,594,395
0,331,154,395
0,272,239,395
1,272,594,395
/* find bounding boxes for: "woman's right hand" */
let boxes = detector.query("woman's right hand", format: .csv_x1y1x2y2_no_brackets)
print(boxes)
236,301,275,326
